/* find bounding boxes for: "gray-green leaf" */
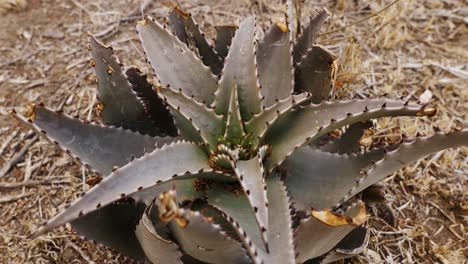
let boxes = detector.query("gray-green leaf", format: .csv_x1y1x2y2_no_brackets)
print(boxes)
264,99,425,171
168,7,223,75
227,173,296,264
234,154,269,250
293,10,328,62
257,22,294,107
295,201,367,263
294,45,336,104
319,226,370,264
89,35,157,136
283,145,385,210
169,209,249,263
31,141,211,237
159,86,224,149
135,205,183,264
319,121,373,154
126,67,178,137
214,16,262,121
137,16,218,105
72,199,147,261
12,105,172,176
214,25,237,59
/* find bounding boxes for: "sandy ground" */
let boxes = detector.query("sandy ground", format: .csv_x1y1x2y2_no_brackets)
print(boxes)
0,0,466,263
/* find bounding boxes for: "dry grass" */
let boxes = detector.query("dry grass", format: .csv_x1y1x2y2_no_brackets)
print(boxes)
0,0,27,14
0,0,466,263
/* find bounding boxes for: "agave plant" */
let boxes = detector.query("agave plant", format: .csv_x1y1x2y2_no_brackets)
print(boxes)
11,5,467,264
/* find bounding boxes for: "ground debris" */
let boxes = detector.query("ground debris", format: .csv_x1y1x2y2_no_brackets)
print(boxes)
0,0,466,263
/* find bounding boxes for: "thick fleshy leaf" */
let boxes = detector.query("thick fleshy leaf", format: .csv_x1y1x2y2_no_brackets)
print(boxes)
168,6,223,75
188,201,234,228
214,25,237,58
224,80,245,141
232,174,296,264
206,184,264,250
72,199,146,260
257,22,294,107
158,86,224,148
137,16,218,105
295,45,336,104
263,99,428,171
319,226,370,264
171,109,204,144
31,141,211,237
348,129,468,200
285,129,468,211
360,183,386,204
214,17,262,120
88,35,156,135
261,174,295,264
167,6,189,44
234,154,269,249
319,121,373,154
295,201,367,263
283,145,385,210
293,10,329,62
11,105,172,176
126,67,178,137
168,209,249,263
245,93,309,140
135,206,183,264
131,178,205,205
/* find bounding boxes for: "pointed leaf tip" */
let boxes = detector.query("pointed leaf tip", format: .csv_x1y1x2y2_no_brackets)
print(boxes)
159,86,223,149
214,16,262,121
125,67,178,137
293,9,329,62
264,99,426,171
234,174,295,264
224,80,246,141
137,15,218,106
257,21,294,107
168,6,223,75
89,34,159,135
12,105,171,176
32,141,210,237
214,25,238,58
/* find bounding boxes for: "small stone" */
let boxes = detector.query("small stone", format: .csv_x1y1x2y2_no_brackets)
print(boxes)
418,89,432,105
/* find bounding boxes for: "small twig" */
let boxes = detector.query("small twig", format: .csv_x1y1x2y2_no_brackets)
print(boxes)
82,166,87,192
428,201,457,225
0,50,41,68
0,192,34,204
69,242,96,264
0,135,39,178
0,177,68,189
0,129,19,157
446,225,464,241
117,15,142,24
31,146,50,178
94,23,121,39
322,0,400,36
22,154,32,193
10,131,35,151
208,0,217,26
69,0,93,17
